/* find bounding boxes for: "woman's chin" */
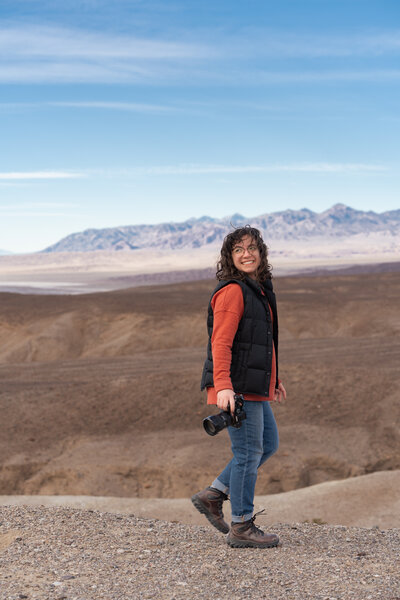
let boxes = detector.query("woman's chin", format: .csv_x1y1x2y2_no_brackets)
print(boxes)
240,269,256,278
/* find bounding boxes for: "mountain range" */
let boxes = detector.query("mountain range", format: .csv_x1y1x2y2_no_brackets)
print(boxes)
42,204,400,253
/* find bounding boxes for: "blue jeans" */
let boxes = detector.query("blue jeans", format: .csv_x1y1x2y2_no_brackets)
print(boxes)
211,400,279,522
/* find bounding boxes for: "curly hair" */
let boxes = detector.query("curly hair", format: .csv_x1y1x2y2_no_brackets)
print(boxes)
216,225,272,282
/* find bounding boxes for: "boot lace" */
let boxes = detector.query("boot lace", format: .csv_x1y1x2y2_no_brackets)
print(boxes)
216,493,229,511
247,509,266,536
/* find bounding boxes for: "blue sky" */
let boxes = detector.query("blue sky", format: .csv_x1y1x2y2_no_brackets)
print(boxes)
1,0,400,253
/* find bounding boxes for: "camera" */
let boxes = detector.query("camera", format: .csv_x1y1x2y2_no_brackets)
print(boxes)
203,394,246,436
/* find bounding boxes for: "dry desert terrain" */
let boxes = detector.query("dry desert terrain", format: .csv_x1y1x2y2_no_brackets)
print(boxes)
1,268,400,599
0,271,399,510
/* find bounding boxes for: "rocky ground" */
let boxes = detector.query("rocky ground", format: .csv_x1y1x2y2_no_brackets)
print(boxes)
0,506,399,600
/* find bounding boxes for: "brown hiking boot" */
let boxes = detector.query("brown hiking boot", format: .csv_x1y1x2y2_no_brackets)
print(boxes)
191,487,229,533
227,514,279,548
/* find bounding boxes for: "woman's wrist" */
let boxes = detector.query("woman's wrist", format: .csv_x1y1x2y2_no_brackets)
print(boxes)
215,380,234,395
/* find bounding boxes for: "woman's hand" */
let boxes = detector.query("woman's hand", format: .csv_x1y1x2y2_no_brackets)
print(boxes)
273,382,287,403
217,389,236,414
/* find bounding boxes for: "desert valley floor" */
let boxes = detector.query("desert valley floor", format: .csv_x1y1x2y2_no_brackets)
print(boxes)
0,270,399,508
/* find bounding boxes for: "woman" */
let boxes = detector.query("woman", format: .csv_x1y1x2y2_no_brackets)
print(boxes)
192,226,286,548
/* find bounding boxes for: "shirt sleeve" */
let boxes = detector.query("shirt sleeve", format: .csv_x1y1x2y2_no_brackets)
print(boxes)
210,284,244,394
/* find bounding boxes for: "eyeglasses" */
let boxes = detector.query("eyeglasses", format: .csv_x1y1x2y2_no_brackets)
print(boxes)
232,244,259,255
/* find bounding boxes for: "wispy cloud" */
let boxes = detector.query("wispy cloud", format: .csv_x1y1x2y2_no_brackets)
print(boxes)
1,24,400,84
0,211,79,217
253,69,400,84
115,162,388,175
0,61,159,84
0,24,210,59
0,202,78,209
0,24,211,83
0,171,84,180
229,29,400,59
50,101,174,112
0,201,82,218
0,163,388,184
3,63,400,85
0,101,174,113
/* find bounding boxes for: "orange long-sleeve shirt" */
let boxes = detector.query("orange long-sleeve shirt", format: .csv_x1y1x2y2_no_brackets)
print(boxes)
206,283,278,405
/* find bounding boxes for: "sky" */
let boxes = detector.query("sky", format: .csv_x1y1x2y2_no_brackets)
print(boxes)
1,0,400,253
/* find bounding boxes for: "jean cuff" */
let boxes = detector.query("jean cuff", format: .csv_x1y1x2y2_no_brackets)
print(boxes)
231,512,253,523
211,478,229,495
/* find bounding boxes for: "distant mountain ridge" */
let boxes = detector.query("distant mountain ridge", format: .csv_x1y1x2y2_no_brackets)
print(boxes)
42,204,400,253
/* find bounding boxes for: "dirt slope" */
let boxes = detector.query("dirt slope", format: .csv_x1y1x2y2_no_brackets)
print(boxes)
2,470,399,529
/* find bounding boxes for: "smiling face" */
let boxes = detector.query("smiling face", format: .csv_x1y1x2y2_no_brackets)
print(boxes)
231,235,261,280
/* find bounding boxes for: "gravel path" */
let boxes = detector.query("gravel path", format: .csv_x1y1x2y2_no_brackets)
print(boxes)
0,506,399,600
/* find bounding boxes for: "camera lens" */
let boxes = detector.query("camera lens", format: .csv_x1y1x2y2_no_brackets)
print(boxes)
203,412,231,436
203,418,218,436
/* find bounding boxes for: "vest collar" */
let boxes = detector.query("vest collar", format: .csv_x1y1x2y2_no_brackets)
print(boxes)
243,276,273,296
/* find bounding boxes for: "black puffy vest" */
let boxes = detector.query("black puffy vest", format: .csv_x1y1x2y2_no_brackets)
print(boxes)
200,277,279,396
